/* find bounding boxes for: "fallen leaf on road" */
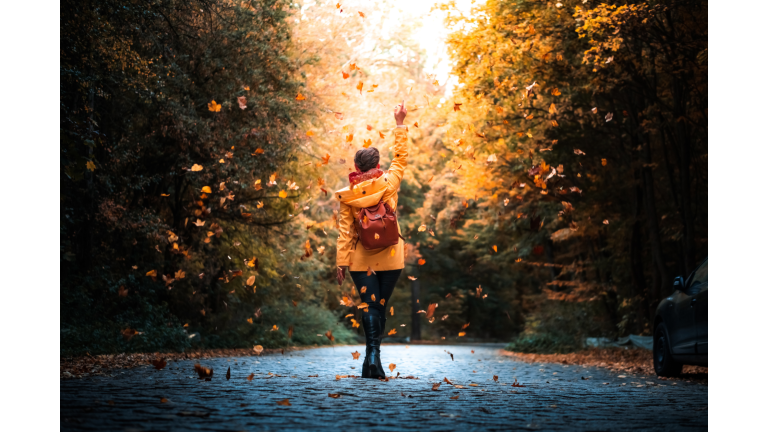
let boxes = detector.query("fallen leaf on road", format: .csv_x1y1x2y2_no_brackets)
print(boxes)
277,399,291,406
352,351,361,360
511,379,526,387
454,385,466,389
160,398,168,403
444,377,454,385
445,350,454,361
493,375,499,382
247,373,254,381
469,384,479,387
388,329,397,335
389,363,396,372
151,358,167,370
328,393,341,398
432,383,441,391
194,364,213,380
450,395,460,400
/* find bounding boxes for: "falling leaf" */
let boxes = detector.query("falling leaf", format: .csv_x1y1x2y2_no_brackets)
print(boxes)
358,302,370,309
458,332,466,337
207,100,221,112
418,259,426,266
278,190,287,199
358,11,365,18
426,303,438,319
492,245,498,253
408,276,417,281
379,299,385,305
390,306,394,316
118,286,129,297
445,351,454,361
277,399,291,406
151,358,167,370
551,88,561,96
363,139,372,148
193,219,205,227
253,345,264,355
602,158,608,166
342,71,349,79
605,112,613,122
574,149,586,155
237,96,247,110
271,325,279,331
201,186,212,193
366,266,376,276
413,122,419,128
418,225,427,232
352,351,361,360
295,93,306,101
146,269,157,277
378,131,385,139
603,219,610,225
371,294,376,302
356,81,363,95
389,363,396,372
86,161,96,171
388,329,397,336
360,286,367,294
453,103,462,111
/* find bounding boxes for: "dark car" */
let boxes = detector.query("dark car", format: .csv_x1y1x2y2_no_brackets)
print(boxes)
653,257,708,376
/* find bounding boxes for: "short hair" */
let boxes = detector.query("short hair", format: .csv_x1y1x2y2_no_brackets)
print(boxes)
354,147,380,171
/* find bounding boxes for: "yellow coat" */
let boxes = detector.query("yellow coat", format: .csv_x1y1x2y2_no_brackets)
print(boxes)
335,128,408,271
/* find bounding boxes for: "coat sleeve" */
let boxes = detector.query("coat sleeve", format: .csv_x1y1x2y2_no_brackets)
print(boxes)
382,128,408,202
336,201,355,266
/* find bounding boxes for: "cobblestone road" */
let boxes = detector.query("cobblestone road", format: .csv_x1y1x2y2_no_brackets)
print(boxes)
61,344,707,431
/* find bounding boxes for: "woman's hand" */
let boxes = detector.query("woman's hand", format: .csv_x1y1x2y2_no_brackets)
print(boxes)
394,100,407,125
336,266,348,285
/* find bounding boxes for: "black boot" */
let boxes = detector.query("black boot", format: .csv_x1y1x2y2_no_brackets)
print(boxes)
362,311,387,379
361,346,371,378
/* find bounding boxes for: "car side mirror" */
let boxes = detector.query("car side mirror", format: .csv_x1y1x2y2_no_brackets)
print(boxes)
672,276,684,292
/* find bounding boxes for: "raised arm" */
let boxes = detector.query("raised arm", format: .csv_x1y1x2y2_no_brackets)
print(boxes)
383,101,408,200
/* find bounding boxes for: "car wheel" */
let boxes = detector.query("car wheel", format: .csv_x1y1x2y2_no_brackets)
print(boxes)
654,322,683,377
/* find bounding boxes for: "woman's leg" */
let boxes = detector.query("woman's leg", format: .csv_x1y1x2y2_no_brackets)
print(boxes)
375,269,402,342
348,271,386,378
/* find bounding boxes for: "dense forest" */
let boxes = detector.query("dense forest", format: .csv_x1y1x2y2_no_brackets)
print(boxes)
61,0,707,356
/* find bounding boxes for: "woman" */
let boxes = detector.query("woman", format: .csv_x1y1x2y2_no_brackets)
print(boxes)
335,101,408,379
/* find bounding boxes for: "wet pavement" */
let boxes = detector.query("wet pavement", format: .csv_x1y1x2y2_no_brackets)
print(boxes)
60,344,707,431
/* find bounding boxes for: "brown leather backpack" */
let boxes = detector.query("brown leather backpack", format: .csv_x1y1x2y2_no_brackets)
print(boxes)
355,201,404,250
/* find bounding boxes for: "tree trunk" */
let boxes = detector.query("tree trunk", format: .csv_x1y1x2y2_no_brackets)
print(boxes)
410,278,421,341
642,141,669,315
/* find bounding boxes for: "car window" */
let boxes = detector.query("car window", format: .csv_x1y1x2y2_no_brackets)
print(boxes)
687,259,708,294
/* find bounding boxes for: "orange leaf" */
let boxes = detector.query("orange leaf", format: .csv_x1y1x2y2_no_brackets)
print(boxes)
418,259,426,266
458,331,466,337
388,363,396,372
342,71,350,79
378,131,385,139
453,103,462,111
295,93,306,101
352,351,361,360
388,328,397,335
358,11,365,18
237,96,247,110
432,383,441,391
277,399,291,406
363,139,372,148
207,100,221,112
356,81,363,95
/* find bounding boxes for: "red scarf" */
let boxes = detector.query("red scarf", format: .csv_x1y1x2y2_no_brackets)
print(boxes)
348,168,384,187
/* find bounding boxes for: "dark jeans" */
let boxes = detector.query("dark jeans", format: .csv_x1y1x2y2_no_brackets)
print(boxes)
349,269,402,314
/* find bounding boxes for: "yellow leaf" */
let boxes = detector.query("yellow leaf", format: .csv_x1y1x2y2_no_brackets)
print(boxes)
146,269,157,277
279,190,287,199
207,100,221,112
418,225,427,232
549,103,557,114
86,161,96,171
257,201,264,209
190,164,203,172
201,186,212,193
492,245,498,252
